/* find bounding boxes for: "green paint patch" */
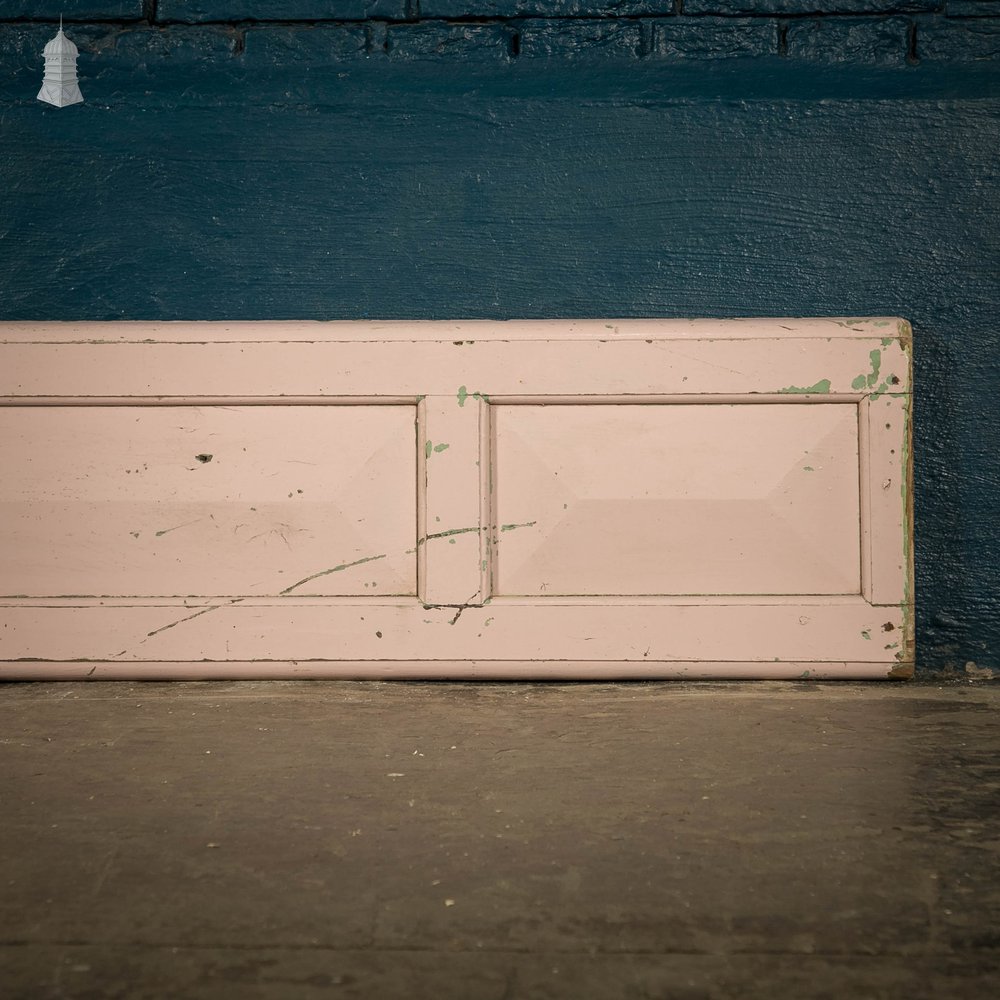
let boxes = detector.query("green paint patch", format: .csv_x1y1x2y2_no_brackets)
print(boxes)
861,630,871,640
500,520,537,532
457,385,489,406
866,349,882,387
851,345,903,399
803,466,814,472
425,440,433,459
778,379,831,395
433,442,450,453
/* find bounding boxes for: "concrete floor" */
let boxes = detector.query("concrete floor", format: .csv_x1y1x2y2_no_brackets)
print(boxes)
0,680,998,999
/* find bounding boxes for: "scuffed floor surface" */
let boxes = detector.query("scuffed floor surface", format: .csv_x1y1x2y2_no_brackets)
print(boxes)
0,680,998,999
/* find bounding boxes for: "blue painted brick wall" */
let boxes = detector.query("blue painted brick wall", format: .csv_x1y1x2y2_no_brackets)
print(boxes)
1,2,999,675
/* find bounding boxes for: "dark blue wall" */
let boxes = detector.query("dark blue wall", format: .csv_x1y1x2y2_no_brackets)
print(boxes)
2,3,998,675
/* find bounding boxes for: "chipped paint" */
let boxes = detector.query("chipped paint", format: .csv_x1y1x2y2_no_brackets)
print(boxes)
866,349,882,387
433,443,450,453
861,630,871,640
500,521,537,532
777,379,831,395
457,385,468,407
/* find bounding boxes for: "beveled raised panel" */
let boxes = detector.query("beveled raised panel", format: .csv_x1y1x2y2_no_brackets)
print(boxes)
492,403,861,597
0,319,913,680
0,405,417,598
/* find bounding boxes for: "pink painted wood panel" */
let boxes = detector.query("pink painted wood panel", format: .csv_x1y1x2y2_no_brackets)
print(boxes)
0,405,416,598
0,319,914,680
492,403,860,597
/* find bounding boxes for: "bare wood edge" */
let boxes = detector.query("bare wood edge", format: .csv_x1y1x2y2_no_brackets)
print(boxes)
902,370,916,673
0,318,914,345
0,661,904,681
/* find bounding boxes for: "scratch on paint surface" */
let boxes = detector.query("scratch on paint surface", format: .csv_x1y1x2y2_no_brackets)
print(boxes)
110,597,246,658
146,601,244,638
422,526,481,544
280,554,387,595
154,519,203,538
654,344,745,377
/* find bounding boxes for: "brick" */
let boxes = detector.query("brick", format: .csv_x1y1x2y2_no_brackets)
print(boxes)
786,16,910,65
652,17,777,59
242,24,369,64
519,19,642,59
419,2,674,14
156,1,406,22
946,0,1000,15
0,1,143,18
685,0,937,13
918,16,1000,59
386,22,514,59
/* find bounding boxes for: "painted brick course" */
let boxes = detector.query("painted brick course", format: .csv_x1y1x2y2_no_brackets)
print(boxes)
0,1,143,18
685,0,936,12
155,1,408,21
419,2,674,14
